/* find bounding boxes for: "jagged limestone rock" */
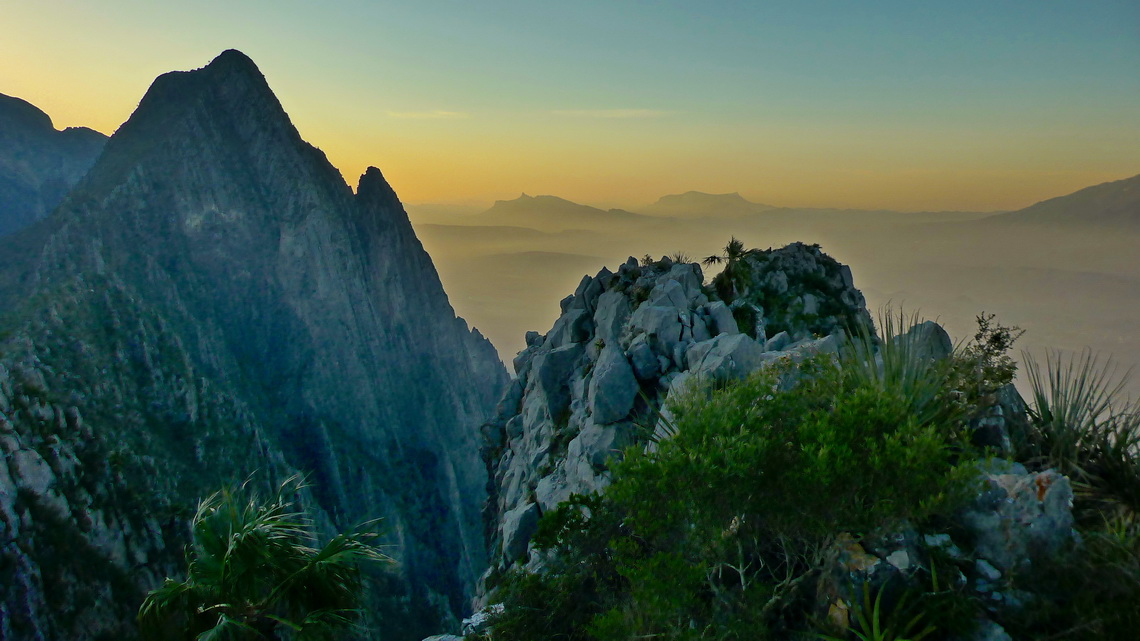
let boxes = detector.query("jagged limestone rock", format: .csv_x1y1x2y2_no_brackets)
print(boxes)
959,461,1076,572
685,333,776,382
705,300,739,336
502,502,541,563
481,248,873,584
588,345,638,424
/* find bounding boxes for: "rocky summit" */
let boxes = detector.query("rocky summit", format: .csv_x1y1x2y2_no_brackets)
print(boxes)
472,244,1080,641
479,243,872,581
0,50,506,640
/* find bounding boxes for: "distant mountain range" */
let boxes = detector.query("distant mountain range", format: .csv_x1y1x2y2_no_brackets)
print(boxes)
0,92,106,236
986,173,1140,227
476,193,648,231
410,175,1140,234
642,190,777,218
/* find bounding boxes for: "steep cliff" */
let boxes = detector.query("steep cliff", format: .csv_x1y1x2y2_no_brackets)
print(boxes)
0,93,106,237
0,50,506,640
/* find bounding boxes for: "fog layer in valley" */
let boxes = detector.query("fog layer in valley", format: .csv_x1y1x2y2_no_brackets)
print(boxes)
411,178,1140,395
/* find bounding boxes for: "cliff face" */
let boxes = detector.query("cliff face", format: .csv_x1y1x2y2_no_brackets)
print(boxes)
0,50,506,640
0,92,106,237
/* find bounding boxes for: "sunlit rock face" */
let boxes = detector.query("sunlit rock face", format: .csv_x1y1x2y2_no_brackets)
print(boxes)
0,92,106,237
0,50,506,640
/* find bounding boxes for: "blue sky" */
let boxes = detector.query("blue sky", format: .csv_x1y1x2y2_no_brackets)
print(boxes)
3,0,1137,209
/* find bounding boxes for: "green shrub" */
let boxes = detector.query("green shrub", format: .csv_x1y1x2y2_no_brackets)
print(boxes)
492,342,977,640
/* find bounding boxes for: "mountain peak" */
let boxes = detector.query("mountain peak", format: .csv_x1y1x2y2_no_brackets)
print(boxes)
645,190,776,218
209,48,260,72
357,166,400,207
0,92,55,133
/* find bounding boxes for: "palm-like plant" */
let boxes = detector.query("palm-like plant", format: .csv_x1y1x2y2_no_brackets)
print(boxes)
702,236,762,301
138,475,390,641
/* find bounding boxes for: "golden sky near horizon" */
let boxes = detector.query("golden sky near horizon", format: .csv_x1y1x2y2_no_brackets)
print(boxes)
3,1,1137,211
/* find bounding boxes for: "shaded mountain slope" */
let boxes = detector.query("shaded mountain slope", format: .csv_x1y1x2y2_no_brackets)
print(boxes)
0,92,106,237
985,172,1140,227
0,50,506,640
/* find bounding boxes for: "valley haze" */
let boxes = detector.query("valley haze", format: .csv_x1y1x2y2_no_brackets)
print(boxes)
0,0,1138,637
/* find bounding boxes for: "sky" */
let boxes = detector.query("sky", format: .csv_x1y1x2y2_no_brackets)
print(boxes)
2,0,1138,211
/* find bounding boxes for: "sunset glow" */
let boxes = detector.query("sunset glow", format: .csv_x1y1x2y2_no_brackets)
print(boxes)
4,0,1137,211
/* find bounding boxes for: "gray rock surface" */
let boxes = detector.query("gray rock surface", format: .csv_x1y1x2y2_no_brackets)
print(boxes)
480,247,872,592
959,461,1075,571
588,345,639,424
502,502,541,562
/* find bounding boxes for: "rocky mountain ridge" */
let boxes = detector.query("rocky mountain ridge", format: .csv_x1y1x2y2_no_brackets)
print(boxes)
0,50,506,640
479,243,872,581
470,244,1080,641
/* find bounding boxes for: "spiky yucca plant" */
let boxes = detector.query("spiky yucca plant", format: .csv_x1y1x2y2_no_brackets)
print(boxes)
138,475,390,641
1021,349,1140,517
840,310,966,430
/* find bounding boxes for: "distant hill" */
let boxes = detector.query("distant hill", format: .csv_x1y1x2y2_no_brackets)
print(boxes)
985,173,1140,227
477,193,649,231
0,92,107,236
641,190,777,218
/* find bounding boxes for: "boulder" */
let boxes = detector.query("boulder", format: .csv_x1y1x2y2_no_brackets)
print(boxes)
532,345,584,420
896,321,953,361
567,421,628,469
647,279,689,309
588,346,639,424
656,263,705,303
765,331,792,352
593,291,631,347
546,309,592,348
627,335,660,381
705,301,739,336
628,305,683,355
686,334,775,382
802,292,820,316
958,461,1075,571
535,467,573,512
502,502,541,563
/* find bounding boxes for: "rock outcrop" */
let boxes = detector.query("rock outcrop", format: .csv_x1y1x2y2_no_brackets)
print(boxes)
0,93,106,237
0,51,507,640
480,245,871,586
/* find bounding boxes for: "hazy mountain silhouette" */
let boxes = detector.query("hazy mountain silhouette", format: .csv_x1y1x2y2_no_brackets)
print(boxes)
0,92,106,236
475,193,649,231
985,173,1140,227
642,190,777,218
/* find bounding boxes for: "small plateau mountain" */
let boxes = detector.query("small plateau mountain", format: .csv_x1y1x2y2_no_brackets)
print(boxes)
476,193,647,232
641,190,777,218
0,92,107,236
985,172,1140,227
0,50,506,640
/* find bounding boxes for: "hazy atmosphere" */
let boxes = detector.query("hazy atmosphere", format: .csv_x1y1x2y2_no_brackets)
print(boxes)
2,2,1139,640
4,1,1138,210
